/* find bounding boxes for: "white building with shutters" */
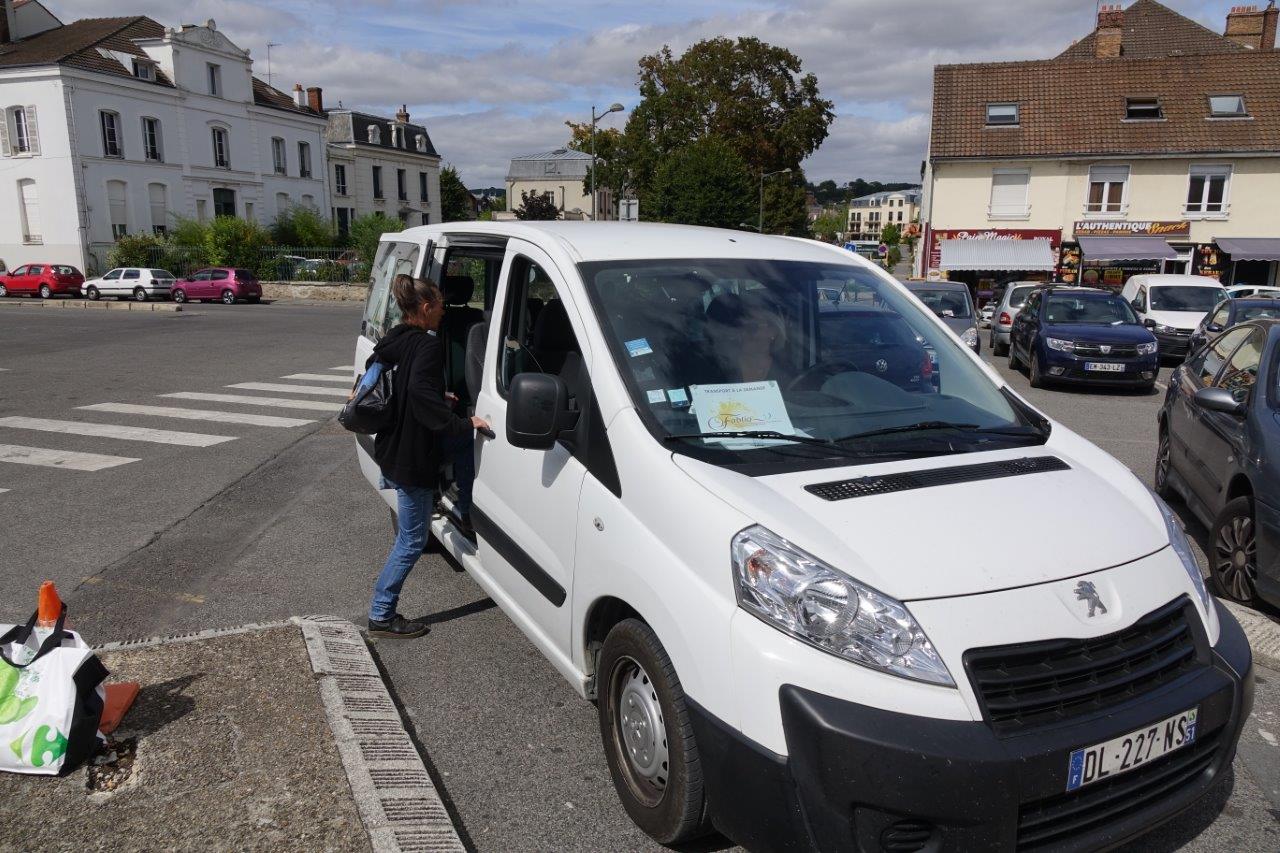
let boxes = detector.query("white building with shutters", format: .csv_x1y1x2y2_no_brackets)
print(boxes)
0,6,328,273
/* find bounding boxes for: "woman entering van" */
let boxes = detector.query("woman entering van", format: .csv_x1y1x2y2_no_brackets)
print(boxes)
367,274,490,639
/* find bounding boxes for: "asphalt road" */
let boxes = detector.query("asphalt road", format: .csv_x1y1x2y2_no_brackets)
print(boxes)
0,303,1277,852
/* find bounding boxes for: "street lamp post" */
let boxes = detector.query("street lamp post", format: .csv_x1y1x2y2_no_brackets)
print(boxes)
759,168,793,233
590,103,624,221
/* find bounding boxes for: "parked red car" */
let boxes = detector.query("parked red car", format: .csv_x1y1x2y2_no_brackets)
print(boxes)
171,268,263,304
0,263,85,298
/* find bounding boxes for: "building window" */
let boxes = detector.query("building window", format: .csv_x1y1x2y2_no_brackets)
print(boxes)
985,103,1019,126
1125,98,1163,120
397,168,407,201
298,142,311,178
148,183,168,235
1208,95,1247,117
334,164,347,195
421,213,430,226
367,125,381,145
245,202,255,222
107,180,128,239
211,127,230,168
275,192,290,213
301,193,316,211
207,64,221,96
419,172,429,203
4,105,38,155
372,165,383,199
213,187,236,218
272,137,287,175
17,179,40,243
196,198,208,222
100,111,122,157
415,134,427,153
1085,165,1129,215
1186,165,1231,216
142,117,163,162
132,59,155,81
391,126,403,148
988,169,1030,219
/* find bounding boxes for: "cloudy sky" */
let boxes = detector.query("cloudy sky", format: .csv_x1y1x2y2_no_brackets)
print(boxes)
52,0,1235,187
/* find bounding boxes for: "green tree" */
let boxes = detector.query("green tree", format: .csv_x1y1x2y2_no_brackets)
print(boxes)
440,165,473,222
881,222,902,247
348,213,406,280
649,138,755,229
566,122,627,216
206,216,272,268
762,171,810,236
514,190,560,221
271,206,336,247
810,206,848,242
107,233,164,268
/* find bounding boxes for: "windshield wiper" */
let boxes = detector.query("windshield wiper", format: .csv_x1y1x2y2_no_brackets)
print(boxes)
664,430,837,448
836,421,980,442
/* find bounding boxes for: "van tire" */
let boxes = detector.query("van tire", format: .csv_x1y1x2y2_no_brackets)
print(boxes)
598,619,709,845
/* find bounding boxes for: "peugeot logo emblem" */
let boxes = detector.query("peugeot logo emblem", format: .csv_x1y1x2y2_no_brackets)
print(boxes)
875,359,889,373
1100,345,1112,354
1074,581,1108,618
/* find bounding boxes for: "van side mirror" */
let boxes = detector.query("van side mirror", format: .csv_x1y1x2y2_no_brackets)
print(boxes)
507,372,579,450
1143,318,1156,329
1193,386,1246,416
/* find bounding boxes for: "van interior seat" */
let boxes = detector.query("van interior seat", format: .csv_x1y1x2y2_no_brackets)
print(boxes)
440,275,485,400
530,299,579,376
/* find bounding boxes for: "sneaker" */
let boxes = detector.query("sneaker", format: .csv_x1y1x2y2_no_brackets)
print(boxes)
367,614,430,639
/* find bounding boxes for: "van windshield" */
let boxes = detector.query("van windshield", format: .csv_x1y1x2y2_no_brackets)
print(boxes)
1149,286,1227,312
580,258,1046,469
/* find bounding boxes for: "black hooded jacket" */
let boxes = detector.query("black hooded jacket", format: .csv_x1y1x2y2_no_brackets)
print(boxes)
371,324,471,488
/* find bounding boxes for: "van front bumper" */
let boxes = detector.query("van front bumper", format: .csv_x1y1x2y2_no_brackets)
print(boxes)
692,600,1252,853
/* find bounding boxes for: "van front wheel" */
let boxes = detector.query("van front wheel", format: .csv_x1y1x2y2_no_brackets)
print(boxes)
598,619,708,845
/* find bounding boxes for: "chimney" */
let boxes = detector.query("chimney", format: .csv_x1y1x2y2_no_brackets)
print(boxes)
1225,4,1276,49
395,104,410,124
1096,4,1124,59
2,0,15,44
306,86,324,113
292,83,306,109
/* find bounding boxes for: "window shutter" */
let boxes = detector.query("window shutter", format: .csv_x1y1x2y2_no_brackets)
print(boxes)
0,110,10,157
25,105,39,155
989,171,1028,216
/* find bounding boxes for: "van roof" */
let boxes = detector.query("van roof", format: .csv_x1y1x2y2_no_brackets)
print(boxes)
1128,274,1223,287
384,221,858,265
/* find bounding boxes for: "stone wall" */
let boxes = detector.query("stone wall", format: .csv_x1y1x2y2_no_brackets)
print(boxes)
260,282,370,302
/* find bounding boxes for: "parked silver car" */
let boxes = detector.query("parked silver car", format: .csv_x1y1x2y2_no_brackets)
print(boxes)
989,282,1044,356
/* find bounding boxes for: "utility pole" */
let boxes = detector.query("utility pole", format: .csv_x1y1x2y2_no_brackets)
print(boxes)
759,168,792,233
590,103,624,220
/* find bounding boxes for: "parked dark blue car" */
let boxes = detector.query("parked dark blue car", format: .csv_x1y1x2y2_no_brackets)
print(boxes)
1008,286,1159,390
1157,319,1280,607
1188,297,1280,352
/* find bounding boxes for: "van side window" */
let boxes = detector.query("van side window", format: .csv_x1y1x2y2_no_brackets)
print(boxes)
1134,287,1147,312
363,240,421,338
499,256,579,391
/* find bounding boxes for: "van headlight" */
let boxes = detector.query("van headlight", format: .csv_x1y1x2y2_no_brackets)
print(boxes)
731,525,954,686
1154,495,1218,632
961,327,978,346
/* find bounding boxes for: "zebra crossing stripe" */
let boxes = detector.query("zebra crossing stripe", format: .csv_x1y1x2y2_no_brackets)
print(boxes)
227,382,350,397
0,444,139,471
329,365,354,371
280,373,355,383
78,403,314,428
0,416,234,447
0,488,9,494
161,392,341,412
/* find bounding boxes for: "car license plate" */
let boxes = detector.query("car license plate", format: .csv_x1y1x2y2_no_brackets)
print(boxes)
1066,707,1198,791
1084,362,1125,372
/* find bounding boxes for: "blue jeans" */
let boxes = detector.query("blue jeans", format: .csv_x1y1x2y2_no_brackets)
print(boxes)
442,430,475,518
370,477,433,622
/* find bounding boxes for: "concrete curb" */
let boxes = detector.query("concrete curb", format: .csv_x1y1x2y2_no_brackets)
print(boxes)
1221,600,1280,672
294,615,466,853
0,297,182,312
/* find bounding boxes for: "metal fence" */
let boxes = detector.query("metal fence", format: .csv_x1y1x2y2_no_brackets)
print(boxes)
142,246,368,282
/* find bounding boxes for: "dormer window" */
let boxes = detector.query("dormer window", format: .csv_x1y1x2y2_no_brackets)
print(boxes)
132,59,156,81
1125,97,1163,120
415,134,427,153
985,103,1019,126
367,125,381,145
1208,95,1247,117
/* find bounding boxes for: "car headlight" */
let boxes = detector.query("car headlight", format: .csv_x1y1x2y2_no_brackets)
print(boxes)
1153,323,1177,334
1045,337,1075,352
731,526,954,686
961,327,978,346
1153,495,1216,621
1137,341,1158,356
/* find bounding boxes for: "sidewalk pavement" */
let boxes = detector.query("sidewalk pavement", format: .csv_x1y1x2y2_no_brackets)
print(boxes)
1222,599,1280,671
0,618,462,853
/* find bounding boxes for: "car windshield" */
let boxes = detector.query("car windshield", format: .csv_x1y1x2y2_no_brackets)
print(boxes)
580,258,1045,470
1044,294,1137,325
912,289,971,319
151,269,175,280
1238,304,1280,322
1149,285,1228,312
1008,285,1038,308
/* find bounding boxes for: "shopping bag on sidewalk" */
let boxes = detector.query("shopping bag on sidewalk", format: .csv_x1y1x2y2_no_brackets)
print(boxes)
0,605,108,775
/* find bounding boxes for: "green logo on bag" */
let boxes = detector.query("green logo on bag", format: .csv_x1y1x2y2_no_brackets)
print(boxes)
0,661,38,726
30,725,67,768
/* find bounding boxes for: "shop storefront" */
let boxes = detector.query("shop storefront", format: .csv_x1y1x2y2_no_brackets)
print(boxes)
923,227,1060,300
1210,238,1280,288
1060,221,1190,290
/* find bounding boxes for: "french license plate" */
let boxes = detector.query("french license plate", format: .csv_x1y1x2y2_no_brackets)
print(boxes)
1066,707,1198,791
1084,362,1125,372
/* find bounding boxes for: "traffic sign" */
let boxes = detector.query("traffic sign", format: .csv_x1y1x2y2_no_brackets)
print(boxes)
877,243,888,257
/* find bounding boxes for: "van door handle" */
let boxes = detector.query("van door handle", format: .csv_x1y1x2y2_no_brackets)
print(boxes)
476,424,496,440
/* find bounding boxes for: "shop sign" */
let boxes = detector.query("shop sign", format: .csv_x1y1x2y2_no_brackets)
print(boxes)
926,228,1061,272
1071,220,1190,238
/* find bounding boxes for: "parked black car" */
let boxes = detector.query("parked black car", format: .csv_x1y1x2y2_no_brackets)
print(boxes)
1188,297,1280,352
1156,319,1280,606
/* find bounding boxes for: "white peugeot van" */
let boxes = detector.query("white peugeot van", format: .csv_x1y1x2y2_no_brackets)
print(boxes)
354,223,1252,852
1120,274,1228,360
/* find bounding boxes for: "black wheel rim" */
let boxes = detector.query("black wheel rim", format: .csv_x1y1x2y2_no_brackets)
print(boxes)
1156,431,1170,488
1215,512,1257,601
608,655,668,809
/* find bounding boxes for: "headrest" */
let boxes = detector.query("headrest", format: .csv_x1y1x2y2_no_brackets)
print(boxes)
442,275,475,306
531,299,576,352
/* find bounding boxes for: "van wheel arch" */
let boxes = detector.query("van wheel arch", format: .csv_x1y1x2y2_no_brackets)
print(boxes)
584,596,645,700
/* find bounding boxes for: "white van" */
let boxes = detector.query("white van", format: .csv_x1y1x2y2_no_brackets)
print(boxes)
1120,274,1229,360
354,223,1251,852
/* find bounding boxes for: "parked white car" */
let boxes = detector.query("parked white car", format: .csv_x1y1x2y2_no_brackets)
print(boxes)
355,222,1251,851
1225,284,1280,299
1120,274,1228,360
82,268,175,302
